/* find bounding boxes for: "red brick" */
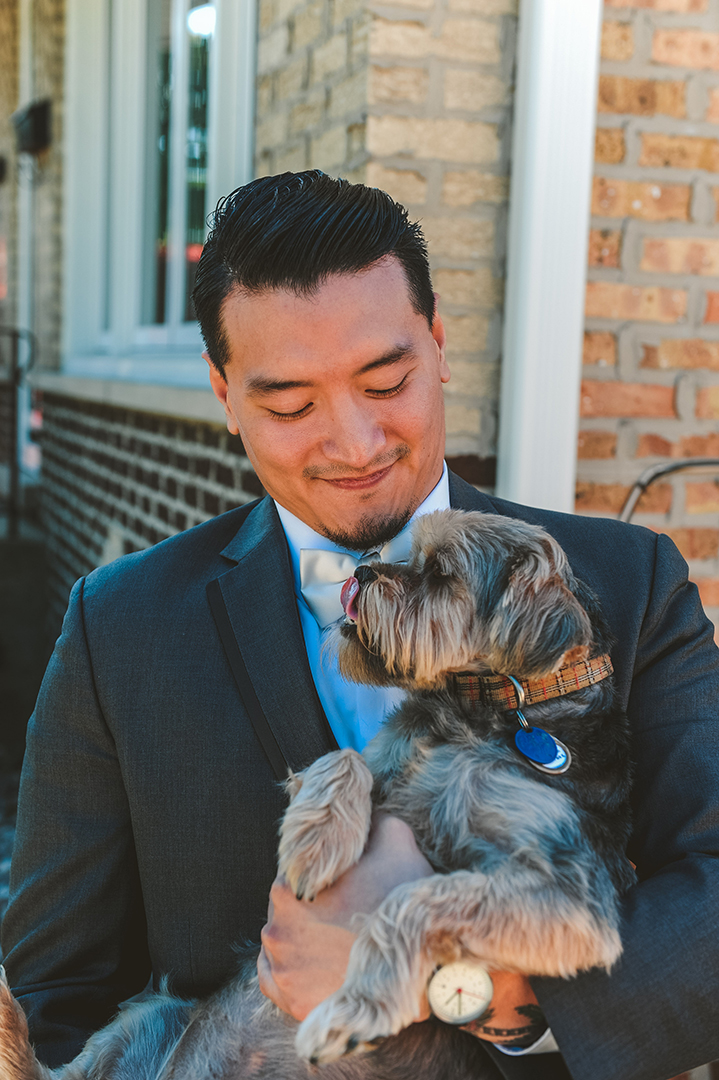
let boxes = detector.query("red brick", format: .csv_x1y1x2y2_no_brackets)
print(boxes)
638,432,719,457
598,75,685,118
708,89,719,123
592,178,690,221
640,133,719,171
637,433,674,457
694,579,719,606
652,30,719,70
585,282,687,322
696,386,719,418
606,0,706,9
588,229,622,268
687,481,719,513
641,237,719,275
575,482,672,514
580,380,676,418
595,128,625,164
577,431,617,459
640,339,719,369
602,22,634,61
705,292,719,322
661,528,719,560
583,331,617,366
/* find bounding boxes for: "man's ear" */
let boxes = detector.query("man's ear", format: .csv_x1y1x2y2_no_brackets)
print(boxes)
431,295,450,385
204,351,240,435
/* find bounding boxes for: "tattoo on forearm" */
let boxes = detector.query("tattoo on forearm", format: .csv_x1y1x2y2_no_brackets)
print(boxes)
461,1002,547,1049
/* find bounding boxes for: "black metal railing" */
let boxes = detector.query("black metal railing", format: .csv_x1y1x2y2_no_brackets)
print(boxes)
619,458,719,524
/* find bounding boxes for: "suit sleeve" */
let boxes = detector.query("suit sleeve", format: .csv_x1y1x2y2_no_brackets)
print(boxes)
0,578,151,1068
533,532,719,1080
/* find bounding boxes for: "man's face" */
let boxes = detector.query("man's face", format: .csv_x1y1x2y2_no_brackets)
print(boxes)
207,256,450,548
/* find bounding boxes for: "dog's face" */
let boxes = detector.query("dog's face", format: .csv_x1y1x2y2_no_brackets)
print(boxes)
336,509,593,690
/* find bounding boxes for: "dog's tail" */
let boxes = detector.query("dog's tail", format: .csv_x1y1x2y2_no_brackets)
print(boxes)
0,967,53,1080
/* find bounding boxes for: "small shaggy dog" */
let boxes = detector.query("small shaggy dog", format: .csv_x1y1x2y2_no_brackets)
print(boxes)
0,509,635,1080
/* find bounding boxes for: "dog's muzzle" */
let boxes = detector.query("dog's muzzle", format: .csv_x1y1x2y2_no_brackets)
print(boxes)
341,566,380,623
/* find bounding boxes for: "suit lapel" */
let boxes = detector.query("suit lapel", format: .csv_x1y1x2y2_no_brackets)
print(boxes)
210,497,337,774
448,470,497,513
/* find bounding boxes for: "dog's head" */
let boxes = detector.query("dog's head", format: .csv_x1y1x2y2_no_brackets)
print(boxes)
336,509,593,690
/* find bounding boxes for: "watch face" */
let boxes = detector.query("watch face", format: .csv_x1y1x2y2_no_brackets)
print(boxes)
427,961,494,1025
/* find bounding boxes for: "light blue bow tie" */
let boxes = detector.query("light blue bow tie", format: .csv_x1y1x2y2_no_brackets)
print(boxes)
300,525,415,629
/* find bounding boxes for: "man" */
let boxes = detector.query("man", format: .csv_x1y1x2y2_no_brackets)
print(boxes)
3,172,718,1080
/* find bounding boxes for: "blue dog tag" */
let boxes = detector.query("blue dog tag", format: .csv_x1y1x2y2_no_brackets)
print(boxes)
515,727,572,774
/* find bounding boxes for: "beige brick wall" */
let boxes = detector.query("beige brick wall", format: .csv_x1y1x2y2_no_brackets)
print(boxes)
255,0,517,484
581,0,719,633
366,0,515,481
255,0,369,178
0,0,19,337
30,0,64,372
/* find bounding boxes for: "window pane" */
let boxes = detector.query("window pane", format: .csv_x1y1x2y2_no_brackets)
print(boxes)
183,5,214,322
141,0,173,326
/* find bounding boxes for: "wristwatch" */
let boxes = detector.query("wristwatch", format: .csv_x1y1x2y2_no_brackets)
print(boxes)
427,960,494,1025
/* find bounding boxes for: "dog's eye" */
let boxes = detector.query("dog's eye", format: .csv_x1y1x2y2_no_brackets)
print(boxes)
427,554,451,579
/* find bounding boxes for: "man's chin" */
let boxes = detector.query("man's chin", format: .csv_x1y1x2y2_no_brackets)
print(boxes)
318,507,415,552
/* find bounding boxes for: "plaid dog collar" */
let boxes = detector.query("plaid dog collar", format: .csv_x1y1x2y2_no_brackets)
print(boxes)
452,654,614,711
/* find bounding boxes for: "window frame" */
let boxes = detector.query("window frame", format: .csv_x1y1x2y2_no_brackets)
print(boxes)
62,0,256,386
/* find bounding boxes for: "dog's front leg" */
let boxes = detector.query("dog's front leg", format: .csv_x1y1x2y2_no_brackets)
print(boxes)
294,862,621,1065
278,749,374,900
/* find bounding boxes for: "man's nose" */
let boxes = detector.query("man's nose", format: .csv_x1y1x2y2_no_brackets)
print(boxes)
321,401,385,465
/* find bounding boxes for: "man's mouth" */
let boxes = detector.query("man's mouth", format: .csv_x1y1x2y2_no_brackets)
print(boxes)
321,463,395,491
340,577,359,622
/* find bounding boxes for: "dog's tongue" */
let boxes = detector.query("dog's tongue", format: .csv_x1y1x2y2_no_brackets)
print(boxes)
341,576,360,621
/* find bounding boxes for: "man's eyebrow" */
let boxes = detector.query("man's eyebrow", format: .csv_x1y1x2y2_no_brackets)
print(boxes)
245,375,313,395
244,344,417,395
356,344,416,375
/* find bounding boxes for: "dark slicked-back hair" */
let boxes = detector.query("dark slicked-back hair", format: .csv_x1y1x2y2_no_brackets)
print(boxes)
192,170,435,376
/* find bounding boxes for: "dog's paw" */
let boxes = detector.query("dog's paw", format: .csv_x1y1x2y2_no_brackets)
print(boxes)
295,989,395,1065
278,749,373,899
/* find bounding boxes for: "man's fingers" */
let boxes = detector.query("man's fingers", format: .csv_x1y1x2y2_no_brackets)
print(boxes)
257,945,284,1009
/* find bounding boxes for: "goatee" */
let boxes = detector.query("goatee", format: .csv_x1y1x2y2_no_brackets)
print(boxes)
321,509,415,553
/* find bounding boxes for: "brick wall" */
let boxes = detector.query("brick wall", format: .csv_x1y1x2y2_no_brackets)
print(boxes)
580,0,719,633
29,0,64,372
365,0,515,483
255,0,517,485
39,393,261,630
255,0,369,177
0,0,19,330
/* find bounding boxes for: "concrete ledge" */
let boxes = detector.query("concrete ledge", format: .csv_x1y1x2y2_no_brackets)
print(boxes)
30,373,227,426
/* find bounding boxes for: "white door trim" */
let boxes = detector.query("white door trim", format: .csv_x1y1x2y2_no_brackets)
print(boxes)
496,0,602,514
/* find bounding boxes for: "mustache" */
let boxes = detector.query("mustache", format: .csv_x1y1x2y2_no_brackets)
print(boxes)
302,446,410,481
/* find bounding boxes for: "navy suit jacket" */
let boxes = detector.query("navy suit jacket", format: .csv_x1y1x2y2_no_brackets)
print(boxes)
3,472,719,1080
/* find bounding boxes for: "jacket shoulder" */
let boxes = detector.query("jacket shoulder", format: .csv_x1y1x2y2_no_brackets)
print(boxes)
81,499,262,607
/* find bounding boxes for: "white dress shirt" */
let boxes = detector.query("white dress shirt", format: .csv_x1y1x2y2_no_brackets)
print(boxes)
275,463,450,752
274,463,557,1057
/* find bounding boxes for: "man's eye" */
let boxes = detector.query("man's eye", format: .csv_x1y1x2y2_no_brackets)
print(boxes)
368,375,408,398
267,403,313,421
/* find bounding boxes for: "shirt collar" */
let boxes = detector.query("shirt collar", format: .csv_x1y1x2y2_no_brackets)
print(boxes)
275,462,450,595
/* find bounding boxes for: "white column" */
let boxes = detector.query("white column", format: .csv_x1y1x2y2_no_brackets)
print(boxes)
495,0,602,514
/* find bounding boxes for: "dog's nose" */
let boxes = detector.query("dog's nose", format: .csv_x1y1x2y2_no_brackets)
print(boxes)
355,564,379,585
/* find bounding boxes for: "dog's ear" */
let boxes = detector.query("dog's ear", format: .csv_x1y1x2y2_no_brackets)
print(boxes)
485,533,593,678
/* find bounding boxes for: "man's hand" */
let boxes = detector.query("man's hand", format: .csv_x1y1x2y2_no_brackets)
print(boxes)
461,974,546,1048
258,814,547,1047
258,813,434,1020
